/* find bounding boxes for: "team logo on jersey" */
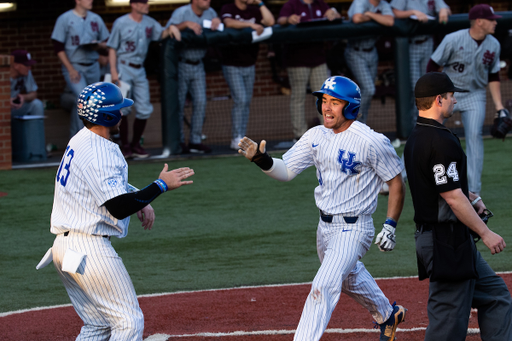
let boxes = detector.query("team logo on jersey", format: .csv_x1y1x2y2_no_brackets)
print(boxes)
337,149,361,175
90,21,99,32
107,179,118,187
146,27,153,38
483,50,495,66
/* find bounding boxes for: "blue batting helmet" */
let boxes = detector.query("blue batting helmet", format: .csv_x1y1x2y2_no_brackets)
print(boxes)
77,82,133,127
312,76,361,120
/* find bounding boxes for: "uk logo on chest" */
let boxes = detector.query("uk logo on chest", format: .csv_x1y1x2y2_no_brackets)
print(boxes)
338,149,362,175
482,50,495,66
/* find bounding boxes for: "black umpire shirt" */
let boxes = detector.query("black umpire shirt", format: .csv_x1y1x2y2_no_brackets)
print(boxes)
404,116,469,225
404,117,478,281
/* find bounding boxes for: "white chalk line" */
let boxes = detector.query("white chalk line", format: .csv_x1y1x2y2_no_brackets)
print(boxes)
142,327,482,340
2,271,511,318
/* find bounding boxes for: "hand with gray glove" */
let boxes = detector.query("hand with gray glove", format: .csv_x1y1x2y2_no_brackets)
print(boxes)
375,218,397,252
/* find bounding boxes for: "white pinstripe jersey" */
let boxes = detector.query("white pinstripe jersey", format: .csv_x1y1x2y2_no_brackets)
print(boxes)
431,29,501,93
347,0,394,50
50,128,130,238
283,122,403,216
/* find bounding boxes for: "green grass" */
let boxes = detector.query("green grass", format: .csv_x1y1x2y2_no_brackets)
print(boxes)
0,138,511,313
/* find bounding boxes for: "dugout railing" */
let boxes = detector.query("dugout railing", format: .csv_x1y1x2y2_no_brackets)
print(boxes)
160,12,512,156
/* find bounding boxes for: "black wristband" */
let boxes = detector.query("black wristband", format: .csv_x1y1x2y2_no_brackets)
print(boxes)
251,143,273,171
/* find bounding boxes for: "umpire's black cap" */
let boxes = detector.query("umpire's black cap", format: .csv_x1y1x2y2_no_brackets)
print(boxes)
415,72,469,98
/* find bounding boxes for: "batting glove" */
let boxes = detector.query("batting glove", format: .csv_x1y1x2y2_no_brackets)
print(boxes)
375,224,396,252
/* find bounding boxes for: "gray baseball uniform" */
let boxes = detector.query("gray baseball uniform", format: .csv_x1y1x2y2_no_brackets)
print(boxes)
431,29,501,194
51,127,143,340
107,14,164,119
10,70,44,117
280,122,403,341
345,0,394,124
166,5,218,145
51,10,109,137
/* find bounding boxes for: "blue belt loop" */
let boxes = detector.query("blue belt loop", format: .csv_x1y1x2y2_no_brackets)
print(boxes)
320,211,358,224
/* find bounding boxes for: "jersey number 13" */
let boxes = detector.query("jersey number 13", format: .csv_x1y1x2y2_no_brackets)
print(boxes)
56,146,75,187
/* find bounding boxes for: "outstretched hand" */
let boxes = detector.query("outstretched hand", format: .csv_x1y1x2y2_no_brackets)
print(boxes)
238,137,266,161
159,164,194,190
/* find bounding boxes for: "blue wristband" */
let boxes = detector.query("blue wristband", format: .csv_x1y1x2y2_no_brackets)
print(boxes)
384,218,397,228
259,1,264,6
154,179,168,193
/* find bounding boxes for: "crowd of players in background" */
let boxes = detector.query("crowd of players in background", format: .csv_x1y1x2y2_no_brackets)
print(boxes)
9,0,510,194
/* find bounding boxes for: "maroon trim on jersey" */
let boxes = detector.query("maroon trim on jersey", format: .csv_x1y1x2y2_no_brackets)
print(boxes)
52,39,65,54
488,71,500,82
426,59,441,73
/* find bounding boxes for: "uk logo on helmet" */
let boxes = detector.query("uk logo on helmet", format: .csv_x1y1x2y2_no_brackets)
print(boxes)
324,77,337,90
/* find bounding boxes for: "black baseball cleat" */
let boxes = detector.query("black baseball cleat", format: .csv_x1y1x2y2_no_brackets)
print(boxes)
189,143,212,154
378,302,407,341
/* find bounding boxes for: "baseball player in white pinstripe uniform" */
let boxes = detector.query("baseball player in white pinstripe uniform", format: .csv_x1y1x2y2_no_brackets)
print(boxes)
238,76,407,341
390,0,450,126
428,4,505,195
47,82,194,340
345,0,394,124
51,0,110,138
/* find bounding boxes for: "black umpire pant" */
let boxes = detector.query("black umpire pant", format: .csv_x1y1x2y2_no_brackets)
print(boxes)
415,229,512,341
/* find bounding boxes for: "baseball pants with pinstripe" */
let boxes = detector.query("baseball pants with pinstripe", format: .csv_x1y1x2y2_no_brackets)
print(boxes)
287,63,328,139
344,48,378,124
409,37,434,126
52,232,144,341
177,62,207,145
293,214,393,341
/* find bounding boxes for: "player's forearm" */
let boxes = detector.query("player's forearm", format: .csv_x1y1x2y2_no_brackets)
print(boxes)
352,13,371,24
260,6,275,26
108,48,118,75
488,81,504,110
223,18,253,29
368,13,394,26
385,174,405,222
392,8,416,19
104,182,164,220
57,51,75,72
21,91,37,102
175,21,192,31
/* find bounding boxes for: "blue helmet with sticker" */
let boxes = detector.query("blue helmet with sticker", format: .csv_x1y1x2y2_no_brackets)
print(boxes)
77,82,133,127
312,76,362,120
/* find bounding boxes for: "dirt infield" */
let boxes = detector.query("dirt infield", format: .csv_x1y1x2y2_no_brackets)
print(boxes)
2,274,511,341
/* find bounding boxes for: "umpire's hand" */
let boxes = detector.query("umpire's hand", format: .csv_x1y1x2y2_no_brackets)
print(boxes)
238,137,266,161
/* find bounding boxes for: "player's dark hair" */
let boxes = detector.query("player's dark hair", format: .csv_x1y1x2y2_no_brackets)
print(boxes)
81,118,97,129
415,92,448,111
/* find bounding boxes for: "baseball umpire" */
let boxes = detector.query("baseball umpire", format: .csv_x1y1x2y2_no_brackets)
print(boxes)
41,82,194,340
238,76,407,341
404,72,512,341
427,4,506,195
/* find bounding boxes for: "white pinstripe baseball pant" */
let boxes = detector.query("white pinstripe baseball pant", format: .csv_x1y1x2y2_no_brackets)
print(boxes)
287,63,329,139
453,91,487,195
344,48,378,124
52,233,144,341
178,62,207,144
409,37,434,126
294,214,393,341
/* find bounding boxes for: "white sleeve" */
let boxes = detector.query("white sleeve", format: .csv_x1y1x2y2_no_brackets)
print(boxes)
262,158,298,182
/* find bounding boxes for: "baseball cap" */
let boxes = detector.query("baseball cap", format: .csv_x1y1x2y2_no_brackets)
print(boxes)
468,4,502,20
11,50,37,66
415,72,469,98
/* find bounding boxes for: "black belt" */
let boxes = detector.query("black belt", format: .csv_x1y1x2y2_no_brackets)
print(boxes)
353,47,374,52
179,58,201,65
320,211,358,224
415,224,433,233
77,62,95,66
63,231,110,240
409,37,429,45
120,60,142,69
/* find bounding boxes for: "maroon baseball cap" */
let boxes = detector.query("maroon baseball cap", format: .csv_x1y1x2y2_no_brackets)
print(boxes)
468,4,502,20
11,50,37,66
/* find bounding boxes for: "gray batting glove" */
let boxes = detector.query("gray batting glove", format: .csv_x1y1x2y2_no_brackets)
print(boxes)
375,224,396,252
